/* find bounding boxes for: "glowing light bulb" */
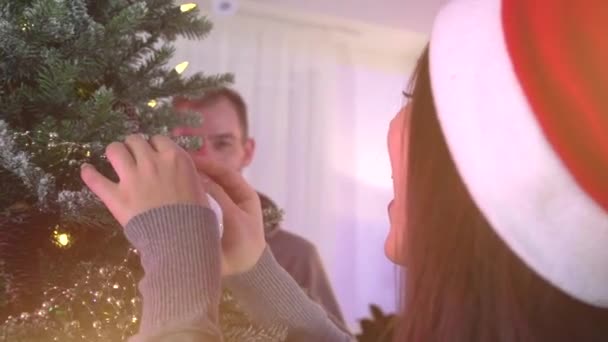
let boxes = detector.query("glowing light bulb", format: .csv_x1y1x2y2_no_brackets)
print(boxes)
180,3,197,12
53,228,72,248
21,22,32,31
174,61,189,74
57,234,69,246
147,99,157,108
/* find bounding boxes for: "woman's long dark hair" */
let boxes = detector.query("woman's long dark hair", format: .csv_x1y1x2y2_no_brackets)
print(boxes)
396,46,608,341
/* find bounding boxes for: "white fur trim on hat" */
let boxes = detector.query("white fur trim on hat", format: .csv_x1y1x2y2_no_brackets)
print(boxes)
429,0,608,307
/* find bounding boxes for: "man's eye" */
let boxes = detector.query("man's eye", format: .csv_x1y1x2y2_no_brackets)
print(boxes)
214,141,231,149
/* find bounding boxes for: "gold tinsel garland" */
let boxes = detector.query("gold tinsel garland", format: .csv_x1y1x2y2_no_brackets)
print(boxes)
0,249,288,341
0,249,141,341
0,197,289,341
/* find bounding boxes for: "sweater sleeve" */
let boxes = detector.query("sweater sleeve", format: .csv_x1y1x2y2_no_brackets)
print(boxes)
224,248,355,342
297,246,345,325
123,204,223,342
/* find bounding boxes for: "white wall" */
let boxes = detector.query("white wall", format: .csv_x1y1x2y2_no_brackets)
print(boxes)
171,0,427,330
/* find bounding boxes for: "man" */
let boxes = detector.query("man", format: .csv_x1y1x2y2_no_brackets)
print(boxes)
173,87,344,323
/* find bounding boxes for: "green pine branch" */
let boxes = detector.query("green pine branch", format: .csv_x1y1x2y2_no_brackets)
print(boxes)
1,0,230,203
0,1,233,316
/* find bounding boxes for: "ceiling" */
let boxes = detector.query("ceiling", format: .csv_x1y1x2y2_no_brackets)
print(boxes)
246,0,446,33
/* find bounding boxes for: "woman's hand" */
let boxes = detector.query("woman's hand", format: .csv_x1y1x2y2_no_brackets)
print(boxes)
80,134,208,227
80,133,265,276
192,155,266,276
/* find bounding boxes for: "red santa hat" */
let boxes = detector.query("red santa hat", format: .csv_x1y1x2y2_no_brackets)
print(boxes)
429,0,608,307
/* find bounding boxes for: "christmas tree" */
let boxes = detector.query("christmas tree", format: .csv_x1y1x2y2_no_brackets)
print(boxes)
0,0,232,339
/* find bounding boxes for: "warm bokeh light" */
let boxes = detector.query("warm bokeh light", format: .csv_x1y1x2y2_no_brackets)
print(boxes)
180,3,197,13
174,61,189,74
52,228,72,248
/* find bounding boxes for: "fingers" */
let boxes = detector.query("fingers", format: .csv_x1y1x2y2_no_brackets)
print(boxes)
80,163,119,207
124,134,155,163
191,156,256,204
149,134,178,153
105,142,135,178
204,177,240,216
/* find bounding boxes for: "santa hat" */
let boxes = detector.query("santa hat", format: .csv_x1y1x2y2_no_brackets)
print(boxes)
429,0,608,307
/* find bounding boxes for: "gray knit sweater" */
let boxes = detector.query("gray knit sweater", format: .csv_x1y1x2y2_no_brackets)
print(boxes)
123,204,353,342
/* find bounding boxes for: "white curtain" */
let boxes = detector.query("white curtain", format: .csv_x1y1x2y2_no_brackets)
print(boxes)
171,2,426,330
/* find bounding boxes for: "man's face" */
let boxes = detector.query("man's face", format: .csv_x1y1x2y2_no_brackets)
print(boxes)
176,97,255,173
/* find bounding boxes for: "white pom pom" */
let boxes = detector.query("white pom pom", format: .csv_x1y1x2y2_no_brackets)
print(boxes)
206,193,223,237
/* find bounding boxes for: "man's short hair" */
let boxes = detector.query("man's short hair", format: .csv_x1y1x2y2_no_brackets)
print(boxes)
182,87,249,140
